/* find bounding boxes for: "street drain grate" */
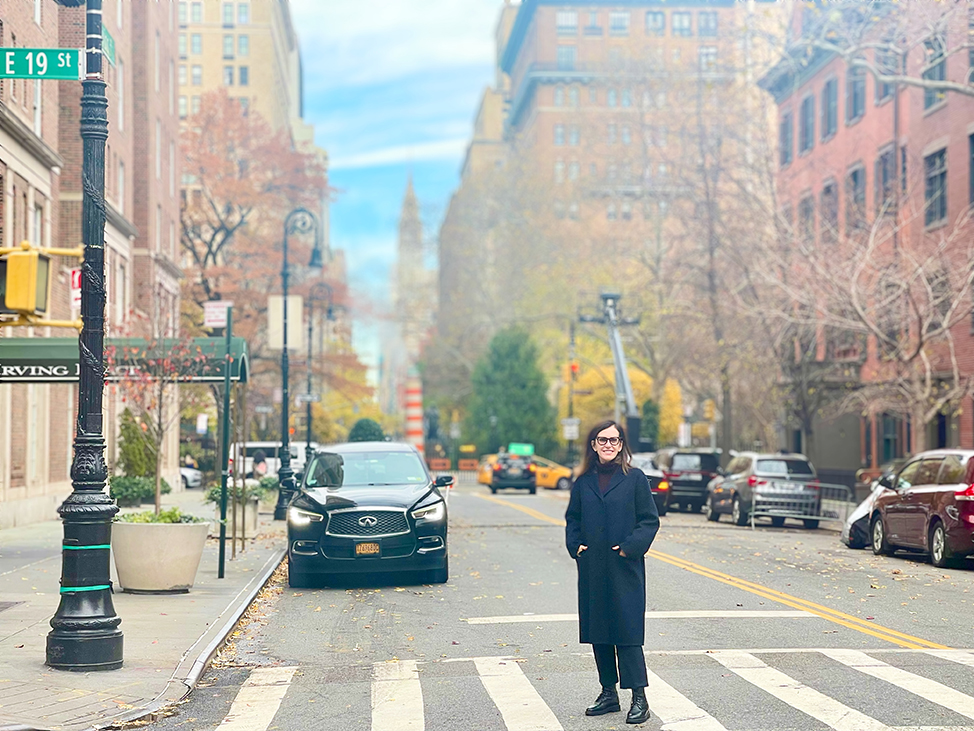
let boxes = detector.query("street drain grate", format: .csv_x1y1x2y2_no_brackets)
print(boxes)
0,602,23,613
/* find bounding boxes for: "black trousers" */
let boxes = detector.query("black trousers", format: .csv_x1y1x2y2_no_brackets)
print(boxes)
592,644,648,689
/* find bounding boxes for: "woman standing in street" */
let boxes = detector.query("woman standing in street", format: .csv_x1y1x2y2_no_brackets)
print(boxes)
565,419,660,724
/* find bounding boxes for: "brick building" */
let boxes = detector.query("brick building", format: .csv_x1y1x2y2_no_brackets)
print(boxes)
763,3,974,473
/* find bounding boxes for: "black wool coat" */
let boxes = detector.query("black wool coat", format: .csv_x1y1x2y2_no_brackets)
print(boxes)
565,466,660,646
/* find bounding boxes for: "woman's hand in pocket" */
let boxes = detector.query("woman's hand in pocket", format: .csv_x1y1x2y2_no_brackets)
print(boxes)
612,545,627,558
576,544,588,557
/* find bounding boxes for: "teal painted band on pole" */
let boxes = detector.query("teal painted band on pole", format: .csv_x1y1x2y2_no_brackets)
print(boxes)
60,584,111,593
62,544,111,550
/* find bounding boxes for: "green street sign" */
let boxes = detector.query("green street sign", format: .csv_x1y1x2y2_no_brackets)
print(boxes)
508,442,535,456
102,25,116,66
0,48,82,80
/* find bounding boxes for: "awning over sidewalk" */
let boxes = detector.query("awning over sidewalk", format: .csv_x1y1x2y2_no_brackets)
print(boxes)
0,337,249,383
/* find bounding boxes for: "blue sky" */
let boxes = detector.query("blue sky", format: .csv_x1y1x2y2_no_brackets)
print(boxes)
290,0,505,378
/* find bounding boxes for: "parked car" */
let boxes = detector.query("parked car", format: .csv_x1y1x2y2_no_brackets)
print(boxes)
655,449,721,513
631,452,670,516
180,466,202,489
870,449,974,567
534,456,573,490
490,454,537,494
705,452,821,529
286,441,451,587
477,454,498,485
842,459,908,549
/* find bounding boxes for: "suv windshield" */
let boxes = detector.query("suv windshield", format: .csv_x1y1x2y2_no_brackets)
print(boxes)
305,451,429,488
672,453,719,471
756,459,815,477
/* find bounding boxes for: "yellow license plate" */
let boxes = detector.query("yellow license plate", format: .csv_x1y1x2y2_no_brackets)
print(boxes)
355,542,380,556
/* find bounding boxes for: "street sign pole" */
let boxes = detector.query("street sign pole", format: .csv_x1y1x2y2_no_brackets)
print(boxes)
218,305,233,579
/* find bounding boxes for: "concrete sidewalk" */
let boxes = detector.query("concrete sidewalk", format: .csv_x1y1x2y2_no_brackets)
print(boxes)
0,489,285,731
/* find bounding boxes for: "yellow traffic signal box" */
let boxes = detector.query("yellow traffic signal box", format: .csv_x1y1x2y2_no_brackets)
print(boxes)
0,248,51,314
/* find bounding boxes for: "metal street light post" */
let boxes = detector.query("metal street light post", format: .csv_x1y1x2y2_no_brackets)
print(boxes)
47,0,124,671
273,208,322,521
304,283,333,465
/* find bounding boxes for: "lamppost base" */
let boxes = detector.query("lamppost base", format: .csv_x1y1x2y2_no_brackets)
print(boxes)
46,628,123,671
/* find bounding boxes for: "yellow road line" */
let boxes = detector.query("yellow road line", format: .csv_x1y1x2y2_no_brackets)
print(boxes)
472,492,949,650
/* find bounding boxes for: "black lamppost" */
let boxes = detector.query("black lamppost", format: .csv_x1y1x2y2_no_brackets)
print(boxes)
47,0,123,671
273,208,322,520
304,282,333,465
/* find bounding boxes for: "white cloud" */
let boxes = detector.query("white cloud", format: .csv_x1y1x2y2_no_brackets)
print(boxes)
330,137,468,170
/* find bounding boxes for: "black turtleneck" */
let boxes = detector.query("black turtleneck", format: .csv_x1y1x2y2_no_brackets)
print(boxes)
596,460,619,493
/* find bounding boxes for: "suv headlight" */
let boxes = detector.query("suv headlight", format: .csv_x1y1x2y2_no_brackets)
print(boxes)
411,503,445,521
288,507,323,526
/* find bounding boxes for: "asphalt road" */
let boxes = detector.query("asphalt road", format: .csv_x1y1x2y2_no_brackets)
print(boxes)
143,478,974,731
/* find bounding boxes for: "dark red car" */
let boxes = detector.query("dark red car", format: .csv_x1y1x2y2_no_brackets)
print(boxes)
871,449,974,567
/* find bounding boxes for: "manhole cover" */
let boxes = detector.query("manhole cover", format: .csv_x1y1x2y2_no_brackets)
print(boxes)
0,601,22,613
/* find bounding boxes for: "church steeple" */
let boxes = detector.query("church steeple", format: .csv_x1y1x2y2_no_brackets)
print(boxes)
398,174,423,270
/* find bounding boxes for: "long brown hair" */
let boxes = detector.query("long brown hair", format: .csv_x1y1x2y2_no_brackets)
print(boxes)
580,419,632,476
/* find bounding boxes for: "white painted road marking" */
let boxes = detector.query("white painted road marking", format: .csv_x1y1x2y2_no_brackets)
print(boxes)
822,649,974,721
710,650,890,731
645,668,729,731
217,666,297,731
372,660,424,731
473,656,564,731
464,609,814,624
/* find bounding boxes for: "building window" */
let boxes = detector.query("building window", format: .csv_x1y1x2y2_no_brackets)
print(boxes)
568,161,579,181
923,36,947,109
607,124,617,144
118,160,125,211
621,124,631,145
557,45,576,70
568,86,579,107
821,180,838,244
699,46,717,72
154,32,161,92
607,88,617,107
117,60,124,130
223,35,234,58
821,78,837,139
875,147,895,214
554,160,565,184
799,95,814,153
223,66,234,85
698,11,718,37
178,95,188,118
179,33,187,58
155,120,162,179
846,166,867,233
621,88,631,107
238,3,249,24
179,1,187,25
191,95,201,114
179,64,187,85
556,10,578,36
554,86,564,107
609,11,630,36
554,124,565,146
239,66,248,86
621,202,632,220
191,33,202,54
238,97,249,113
222,2,234,25
238,35,249,56
170,141,175,196
779,111,793,167
924,148,948,226
191,2,202,23
584,10,601,36
672,12,691,37
569,125,580,146
645,11,664,36
798,195,815,245
607,203,617,221
876,48,896,102
191,65,202,85
846,66,865,123
34,0,42,24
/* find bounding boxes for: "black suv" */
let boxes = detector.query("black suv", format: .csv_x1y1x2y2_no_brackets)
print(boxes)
490,454,537,494
655,449,721,513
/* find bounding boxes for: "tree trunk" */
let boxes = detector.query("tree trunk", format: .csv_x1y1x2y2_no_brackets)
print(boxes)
720,365,732,467
911,408,927,454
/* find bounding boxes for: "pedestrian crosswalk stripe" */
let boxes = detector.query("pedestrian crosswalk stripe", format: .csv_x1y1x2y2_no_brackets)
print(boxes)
822,649,974,722
927,650,974,669
217,666,297,731
472,656,564,731
465,609,814,624
372,660,424,731
709,650,890,731
645,668,728,731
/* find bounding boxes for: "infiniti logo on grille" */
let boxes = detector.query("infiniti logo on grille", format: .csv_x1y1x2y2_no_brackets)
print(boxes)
358,515,378,528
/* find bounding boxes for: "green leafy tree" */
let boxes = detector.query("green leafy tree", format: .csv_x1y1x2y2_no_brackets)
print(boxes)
348,418,385,442
118,408,155,478
641,399,660,452
464,328,557,455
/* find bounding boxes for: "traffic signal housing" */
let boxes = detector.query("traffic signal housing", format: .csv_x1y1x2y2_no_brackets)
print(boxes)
0,247,51,314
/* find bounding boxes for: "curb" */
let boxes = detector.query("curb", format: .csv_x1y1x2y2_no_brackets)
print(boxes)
91,547,286,731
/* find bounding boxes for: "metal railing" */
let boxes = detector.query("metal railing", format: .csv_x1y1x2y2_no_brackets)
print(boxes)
749,481,854,529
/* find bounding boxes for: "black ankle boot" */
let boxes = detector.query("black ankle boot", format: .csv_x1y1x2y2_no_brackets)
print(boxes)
626,686,650,724
585,686,621,716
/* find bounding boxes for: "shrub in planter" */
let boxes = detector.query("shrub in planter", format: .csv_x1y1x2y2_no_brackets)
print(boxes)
116,507,206,524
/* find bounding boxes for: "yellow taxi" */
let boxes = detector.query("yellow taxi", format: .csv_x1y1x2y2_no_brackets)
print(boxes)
477,454,498,485
534,456,574,490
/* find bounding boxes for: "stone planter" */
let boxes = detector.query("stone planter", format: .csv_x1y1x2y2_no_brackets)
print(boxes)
112,522,209,593
209,497,260,538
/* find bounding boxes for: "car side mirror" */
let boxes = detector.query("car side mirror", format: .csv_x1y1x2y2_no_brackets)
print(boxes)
878,474,894,489
294,471,305,485
434,475,455,488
